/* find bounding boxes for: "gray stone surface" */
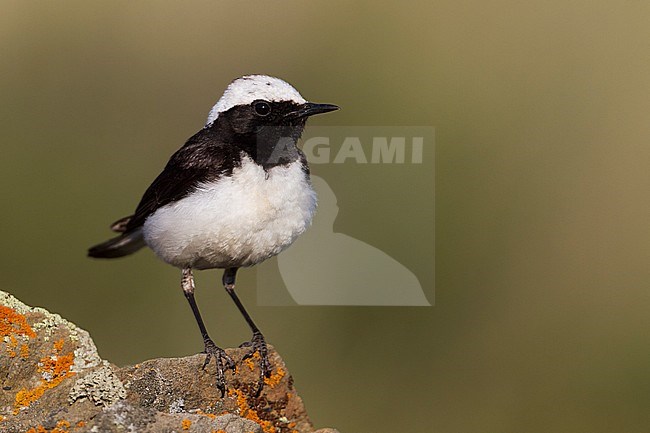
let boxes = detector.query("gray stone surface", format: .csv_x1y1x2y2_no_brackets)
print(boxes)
0,290,339,433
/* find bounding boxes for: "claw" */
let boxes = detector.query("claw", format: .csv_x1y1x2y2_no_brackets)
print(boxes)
240,332,272,394
202,339,235,397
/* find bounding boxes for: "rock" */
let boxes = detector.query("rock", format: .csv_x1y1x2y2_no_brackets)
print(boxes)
0,290,339,433
69,364,126,406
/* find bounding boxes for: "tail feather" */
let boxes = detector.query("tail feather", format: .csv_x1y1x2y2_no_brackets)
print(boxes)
110,215,132,233
88,229,145,259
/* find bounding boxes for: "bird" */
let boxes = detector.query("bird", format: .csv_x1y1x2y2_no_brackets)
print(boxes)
88,74,338,395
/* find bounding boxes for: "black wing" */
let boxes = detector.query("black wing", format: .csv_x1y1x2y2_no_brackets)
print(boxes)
125,129,237,232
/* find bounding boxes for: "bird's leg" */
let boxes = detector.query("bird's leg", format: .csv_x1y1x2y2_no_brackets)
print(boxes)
182,267,234,397
222,268,271,392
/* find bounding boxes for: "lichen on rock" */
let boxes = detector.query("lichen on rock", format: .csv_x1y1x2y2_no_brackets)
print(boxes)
0,290,339,433
69,363,127,406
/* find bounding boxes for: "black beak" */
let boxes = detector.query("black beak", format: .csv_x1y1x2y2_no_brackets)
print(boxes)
285,102,339,119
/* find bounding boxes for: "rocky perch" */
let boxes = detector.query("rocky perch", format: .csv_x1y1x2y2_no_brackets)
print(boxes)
0,291,338,433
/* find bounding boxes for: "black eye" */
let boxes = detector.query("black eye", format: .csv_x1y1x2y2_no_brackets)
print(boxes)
252,100,271,116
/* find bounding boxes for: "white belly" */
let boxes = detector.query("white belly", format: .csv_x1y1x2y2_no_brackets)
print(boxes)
142,156,317,269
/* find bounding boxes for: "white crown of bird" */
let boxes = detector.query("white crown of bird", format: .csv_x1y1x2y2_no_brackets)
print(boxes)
206,75,307,126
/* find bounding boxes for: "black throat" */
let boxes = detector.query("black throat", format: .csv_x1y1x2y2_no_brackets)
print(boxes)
208,101,308,170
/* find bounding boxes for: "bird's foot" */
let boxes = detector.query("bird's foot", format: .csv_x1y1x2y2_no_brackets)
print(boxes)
239,331,271,394
202,338,235,397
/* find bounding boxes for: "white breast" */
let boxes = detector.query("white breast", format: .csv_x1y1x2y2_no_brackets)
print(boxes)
142,156,317,269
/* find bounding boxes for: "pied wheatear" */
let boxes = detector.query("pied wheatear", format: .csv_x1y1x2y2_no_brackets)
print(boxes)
88,75,338,395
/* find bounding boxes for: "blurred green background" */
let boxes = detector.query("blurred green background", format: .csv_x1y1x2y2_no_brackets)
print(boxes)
2,1,650,432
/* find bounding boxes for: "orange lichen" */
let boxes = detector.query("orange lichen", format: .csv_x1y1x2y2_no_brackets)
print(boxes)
228,388,276,433
39,353,75,382
263,367,285,388
181,418,192,430
20,343,30,359
13,339,76,414
8,334,18,357
2,306,35,360
244,357,256,371
45,419,71,433
76,421,86,428
0,305,36,338
25,419,71,433
243,351,263,371
16,385,43,413
196,409,217,419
